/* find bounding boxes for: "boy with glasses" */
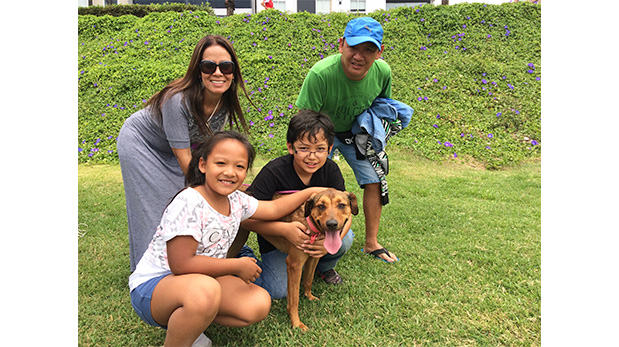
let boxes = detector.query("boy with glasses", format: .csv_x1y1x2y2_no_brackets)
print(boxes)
240,110,353,299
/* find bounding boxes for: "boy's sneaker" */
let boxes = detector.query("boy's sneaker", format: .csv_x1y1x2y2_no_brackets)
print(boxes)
317,269,342,285
192,333,212,347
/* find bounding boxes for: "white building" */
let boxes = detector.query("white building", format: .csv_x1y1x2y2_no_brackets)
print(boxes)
79,0,433,16
78,0,530,16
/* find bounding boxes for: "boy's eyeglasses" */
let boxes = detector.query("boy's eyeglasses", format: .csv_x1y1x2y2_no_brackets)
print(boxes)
200,60,235,75
293,146,329,157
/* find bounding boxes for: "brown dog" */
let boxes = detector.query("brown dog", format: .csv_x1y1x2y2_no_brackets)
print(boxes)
228,188,358,331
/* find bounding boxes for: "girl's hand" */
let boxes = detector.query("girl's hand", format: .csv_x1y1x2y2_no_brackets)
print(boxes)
302,235,328,258
235,257,262,284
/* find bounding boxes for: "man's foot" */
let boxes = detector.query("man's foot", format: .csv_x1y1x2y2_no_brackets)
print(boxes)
362,247,399,263
316,269,343,284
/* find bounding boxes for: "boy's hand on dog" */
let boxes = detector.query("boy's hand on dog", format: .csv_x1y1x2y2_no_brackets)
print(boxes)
283,221,313,251
235,257,262,284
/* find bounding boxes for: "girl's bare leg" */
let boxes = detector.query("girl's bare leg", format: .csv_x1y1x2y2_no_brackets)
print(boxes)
150,274,222,347
212,275,271,327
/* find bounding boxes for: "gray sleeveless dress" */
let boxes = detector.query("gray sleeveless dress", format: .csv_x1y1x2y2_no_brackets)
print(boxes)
117,91,227,271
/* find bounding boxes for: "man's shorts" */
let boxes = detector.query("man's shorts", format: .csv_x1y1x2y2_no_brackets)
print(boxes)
330,137,380,187
130,274,169,328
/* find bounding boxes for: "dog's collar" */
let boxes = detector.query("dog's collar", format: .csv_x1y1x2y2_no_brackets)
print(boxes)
306,216,321,244
275,190,300,194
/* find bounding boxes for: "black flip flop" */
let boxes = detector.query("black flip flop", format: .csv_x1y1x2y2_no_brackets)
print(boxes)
362,248,399,263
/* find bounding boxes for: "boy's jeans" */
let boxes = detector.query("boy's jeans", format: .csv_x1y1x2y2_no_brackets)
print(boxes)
250,230,354,299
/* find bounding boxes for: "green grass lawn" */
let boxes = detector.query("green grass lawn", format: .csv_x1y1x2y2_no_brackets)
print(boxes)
78,148,540,346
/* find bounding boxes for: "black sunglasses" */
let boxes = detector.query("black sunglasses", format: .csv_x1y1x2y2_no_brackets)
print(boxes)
199,60,235,75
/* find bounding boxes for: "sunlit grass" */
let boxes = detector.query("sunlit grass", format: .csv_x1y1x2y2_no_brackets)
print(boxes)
78,149,540,346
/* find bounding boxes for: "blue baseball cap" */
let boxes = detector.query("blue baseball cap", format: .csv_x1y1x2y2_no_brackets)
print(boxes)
343,17,384,50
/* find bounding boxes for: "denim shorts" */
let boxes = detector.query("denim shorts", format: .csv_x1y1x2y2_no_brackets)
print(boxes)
330,137,380,187
130,274,169,328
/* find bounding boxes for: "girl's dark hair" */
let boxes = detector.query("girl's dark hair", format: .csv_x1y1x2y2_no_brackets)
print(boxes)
185,131,256,187
286,109,335,147
146,35,253,134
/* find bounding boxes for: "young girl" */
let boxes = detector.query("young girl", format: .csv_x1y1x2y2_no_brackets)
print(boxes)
129,131,326,347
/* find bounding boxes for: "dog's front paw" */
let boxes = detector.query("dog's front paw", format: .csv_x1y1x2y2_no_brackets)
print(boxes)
305,292,319,301
294,322,309,331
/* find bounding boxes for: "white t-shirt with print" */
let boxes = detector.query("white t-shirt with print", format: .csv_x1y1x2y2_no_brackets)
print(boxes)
129,187,259,291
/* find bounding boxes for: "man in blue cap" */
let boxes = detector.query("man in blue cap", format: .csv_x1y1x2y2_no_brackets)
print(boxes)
296,17,399,264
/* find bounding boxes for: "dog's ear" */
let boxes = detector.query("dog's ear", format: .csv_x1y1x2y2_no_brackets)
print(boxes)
304,197,315,218
347,192,359,215
304,192,319,218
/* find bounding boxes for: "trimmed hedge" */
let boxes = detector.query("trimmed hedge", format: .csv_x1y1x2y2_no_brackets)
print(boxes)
78,3,541,169
78,3,215,17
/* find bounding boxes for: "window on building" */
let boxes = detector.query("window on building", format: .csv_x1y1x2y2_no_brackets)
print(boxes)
273,0,286,10
316,0,330,14
350,0,366,12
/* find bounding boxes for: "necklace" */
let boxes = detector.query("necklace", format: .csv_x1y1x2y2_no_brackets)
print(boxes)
205,97,222,130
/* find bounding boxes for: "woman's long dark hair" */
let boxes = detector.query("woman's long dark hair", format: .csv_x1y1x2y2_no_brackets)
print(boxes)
146,35,252,134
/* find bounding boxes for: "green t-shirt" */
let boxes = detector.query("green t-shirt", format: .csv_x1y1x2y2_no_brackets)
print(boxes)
295,54,392,132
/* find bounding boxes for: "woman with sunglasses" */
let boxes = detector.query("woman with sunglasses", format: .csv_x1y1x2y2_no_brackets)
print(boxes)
117,35,254,278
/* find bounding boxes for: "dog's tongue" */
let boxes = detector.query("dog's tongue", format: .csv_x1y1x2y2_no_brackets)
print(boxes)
324,230,342,255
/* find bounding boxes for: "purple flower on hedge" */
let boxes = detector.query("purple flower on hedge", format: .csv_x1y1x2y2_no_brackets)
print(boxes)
531,140,538,145
488,134,493,138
